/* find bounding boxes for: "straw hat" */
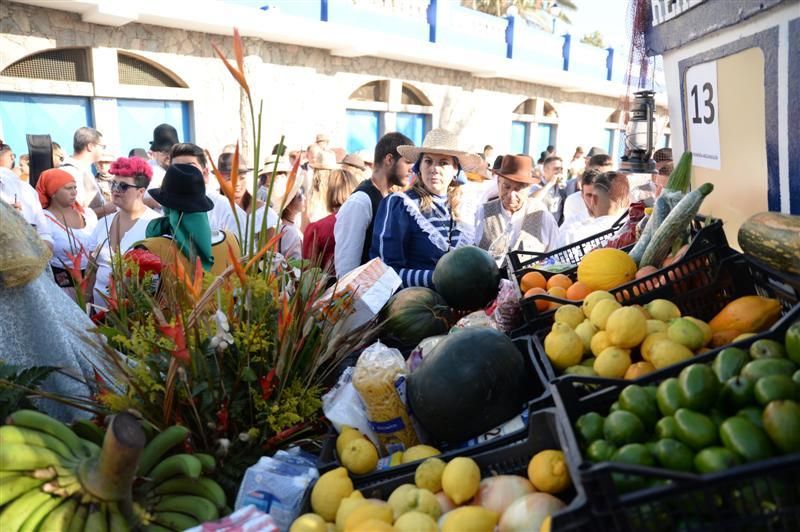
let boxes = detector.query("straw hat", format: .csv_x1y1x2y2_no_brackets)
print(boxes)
397,128,482,170
309,149,339,170
262,156,291,174
339,153,366,171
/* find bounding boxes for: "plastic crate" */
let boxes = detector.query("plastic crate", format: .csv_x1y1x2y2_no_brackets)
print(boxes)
524,252,800,385
551,311,800,531
315,334,552,482
304,409,596,530
515,216,728,324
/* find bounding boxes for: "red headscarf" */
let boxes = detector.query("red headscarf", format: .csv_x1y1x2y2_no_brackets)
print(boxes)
35,168,83,213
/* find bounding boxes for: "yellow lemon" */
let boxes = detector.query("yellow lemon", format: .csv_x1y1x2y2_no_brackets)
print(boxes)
667,318,706,351
733,332,757,342
347,519,394,532
644,299,681,322
390,487,441,520
554,304,585,329
574,319,598,355
336,426,363,458
336,494,368,532
340,438,379,475
605,306,648,348
528,450,571,494
401,445,440,464
544,323,584,370
640,332,669,361
394,511,437,532
590,299,622,330
646,319,668,335
291,513,328,532
415,457,446,493
541,515,552,532
311,467,354,522
590,330,613,357
684,316,712,346
594,346,632,378
387,484,417,519
582,290,615,318
441,457,481,505
441,506,499,532
649,339,694,369
344,500,393,532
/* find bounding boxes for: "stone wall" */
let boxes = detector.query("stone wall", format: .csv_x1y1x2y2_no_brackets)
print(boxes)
0,1,665,162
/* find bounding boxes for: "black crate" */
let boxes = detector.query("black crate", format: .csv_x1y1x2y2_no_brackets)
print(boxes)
315,334,553,481
551,311,800,531
524,252,800,385
515,216,728,324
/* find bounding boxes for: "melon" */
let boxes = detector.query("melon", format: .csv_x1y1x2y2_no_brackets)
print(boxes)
407,327,527,443
379,287,453,350
576,248,637,291
432,246,501,311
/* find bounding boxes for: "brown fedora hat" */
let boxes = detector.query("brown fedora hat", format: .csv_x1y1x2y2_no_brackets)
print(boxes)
492,154,535,184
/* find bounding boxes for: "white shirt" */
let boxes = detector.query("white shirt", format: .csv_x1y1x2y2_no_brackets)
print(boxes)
279,221,302,261
562,191,591,228
88,208,160,302
474,199,560,261
207,190,249,242
0,168,53,245
558,213,624,248
333,190,373,279
60,156,102,209
41,207,98,269
459,179,497,234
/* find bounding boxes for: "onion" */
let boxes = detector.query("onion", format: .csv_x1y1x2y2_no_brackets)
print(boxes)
498,492,565,532
435,491,457,514
471,475,534,515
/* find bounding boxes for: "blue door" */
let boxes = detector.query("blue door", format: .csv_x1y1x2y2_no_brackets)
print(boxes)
0,92,92,157
396,113,429,147
116,99,191,155
346,109,380,154
510,121,529,155
535,124,556,158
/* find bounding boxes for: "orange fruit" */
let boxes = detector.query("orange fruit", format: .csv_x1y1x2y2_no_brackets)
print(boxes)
566,281,593,301
624,361,656,380
546,274,573,291
521,271,547,292
524,287,549,312
547,286,568,309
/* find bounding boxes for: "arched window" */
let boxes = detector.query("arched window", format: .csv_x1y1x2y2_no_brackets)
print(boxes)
603,109,627,159
117,52,187,88
2,48,91,82
510,98,559,156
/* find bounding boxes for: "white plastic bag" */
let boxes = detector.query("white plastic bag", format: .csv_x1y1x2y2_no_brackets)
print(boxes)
322,366,379,446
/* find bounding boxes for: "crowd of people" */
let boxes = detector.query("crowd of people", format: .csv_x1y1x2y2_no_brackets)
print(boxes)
0,123,674,299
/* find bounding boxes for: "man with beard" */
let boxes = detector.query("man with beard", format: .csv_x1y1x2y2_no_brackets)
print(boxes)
333,132,413,278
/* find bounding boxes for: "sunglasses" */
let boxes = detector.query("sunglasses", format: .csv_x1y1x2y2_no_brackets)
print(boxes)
111,181,144,193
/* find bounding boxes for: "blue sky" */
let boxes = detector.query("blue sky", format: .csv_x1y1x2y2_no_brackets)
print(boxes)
569,0,631,50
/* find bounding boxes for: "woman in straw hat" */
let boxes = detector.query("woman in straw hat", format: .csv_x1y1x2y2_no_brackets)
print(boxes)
474,154,560,264
304,149,339,227
370,128,480,288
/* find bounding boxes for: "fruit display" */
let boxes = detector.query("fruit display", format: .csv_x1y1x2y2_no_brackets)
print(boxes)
432,246,501,311
0,411,227,532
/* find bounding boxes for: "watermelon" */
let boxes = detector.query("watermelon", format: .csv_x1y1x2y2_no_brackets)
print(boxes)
432,246,501,311
407,327,527,443
379,287,453,351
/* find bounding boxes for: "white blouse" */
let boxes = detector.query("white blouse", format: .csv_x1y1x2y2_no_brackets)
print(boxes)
42,208,98,270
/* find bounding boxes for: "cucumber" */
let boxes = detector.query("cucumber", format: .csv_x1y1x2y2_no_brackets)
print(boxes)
629,190,683,265
639,183,714,268
665,152,693,193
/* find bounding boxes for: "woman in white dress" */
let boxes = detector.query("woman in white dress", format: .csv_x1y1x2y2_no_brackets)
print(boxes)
88,157,159,305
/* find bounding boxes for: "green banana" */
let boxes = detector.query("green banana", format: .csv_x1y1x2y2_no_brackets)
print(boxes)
143,525,172,532
153,476,226,509
153,511,200,531
193,453,216,474
66,502,88,532
19,493,61,532
0,443,72,471
7,410,85,458
0,470,19,479
108,502,131,532
0,425,78,461
154,494,219,522
84,503,108,532
39,497,78,530
137,426,190,476
147,454,202,484
0,476,45,506
0,488,52,530
70,419,106,447
82,440,102,457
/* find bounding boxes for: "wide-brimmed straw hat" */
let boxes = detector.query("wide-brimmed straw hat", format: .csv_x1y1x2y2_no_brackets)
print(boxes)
397,128,482,171
261,156,291,174
309,149,340,170
339,153,366,171
492,154,536,184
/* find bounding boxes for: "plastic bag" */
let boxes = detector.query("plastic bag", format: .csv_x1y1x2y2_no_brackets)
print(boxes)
605,202,646,249
488,279,522,333
322,366,379,446
352,341,419,454
186,505,278,532
450,310,497,332
406,335,446,372
0,201,51,287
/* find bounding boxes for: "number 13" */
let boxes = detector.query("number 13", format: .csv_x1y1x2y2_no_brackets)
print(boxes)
690,83,715,124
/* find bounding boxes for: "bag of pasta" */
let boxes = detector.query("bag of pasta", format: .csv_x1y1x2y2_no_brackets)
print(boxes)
0,201,51,287
352,341,420,454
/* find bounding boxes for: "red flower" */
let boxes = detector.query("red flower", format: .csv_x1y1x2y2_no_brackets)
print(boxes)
259,369,277,402
124,248,163,278
216,399,230,432
159,315,190,363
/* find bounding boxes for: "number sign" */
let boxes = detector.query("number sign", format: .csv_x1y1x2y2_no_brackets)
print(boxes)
685,61,721,169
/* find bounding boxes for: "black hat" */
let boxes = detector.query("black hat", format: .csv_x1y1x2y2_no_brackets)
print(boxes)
150,124,179,152
149,163,214,213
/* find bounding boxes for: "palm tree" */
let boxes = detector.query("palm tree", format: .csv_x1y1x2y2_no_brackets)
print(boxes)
462,0,578,32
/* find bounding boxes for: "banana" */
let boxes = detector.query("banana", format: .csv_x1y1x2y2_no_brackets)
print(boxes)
66,502,88,532
153,495,219,522
19,493,61,532
82,440,101,457
0,470,21,479
142,525,172,532
108,502,131,532
193,453,216,474
0,425,78,461
39,497,78,530
7,410,85,458
70,420,105,448
84,503,108,532
153,511,200,531
0,475,46,506
0,443,74,471
152,476,226,509
0,488,52,530
137,426,190,476
147,454,202,484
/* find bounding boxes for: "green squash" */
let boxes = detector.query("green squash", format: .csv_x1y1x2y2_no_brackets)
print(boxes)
379,287,453,350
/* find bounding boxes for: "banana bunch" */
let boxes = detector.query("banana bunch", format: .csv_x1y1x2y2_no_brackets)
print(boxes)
134,426,227,531
0,410,229,532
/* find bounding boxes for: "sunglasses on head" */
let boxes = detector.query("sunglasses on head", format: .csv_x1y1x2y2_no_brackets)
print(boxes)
111,181,144,192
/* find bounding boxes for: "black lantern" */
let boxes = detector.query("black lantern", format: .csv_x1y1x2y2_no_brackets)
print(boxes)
620,90,656,174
